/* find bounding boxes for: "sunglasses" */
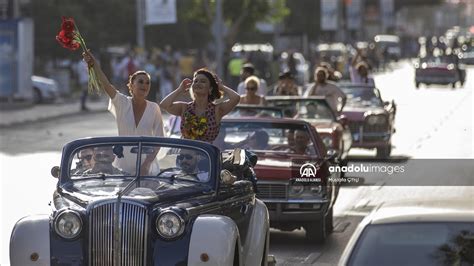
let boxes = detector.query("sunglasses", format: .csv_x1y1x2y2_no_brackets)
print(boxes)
80,155,93,161
247,86,257,91
177,154,193,161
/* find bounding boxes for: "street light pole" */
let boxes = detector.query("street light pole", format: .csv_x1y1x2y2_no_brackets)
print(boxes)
136,0,145,49
214,0,224,77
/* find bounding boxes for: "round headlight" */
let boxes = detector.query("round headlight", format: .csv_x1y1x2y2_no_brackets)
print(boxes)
367,115,386,125
156,211,185,239
54,210,82,239
290,184,304,195
322,136,333,148
310,185,323,194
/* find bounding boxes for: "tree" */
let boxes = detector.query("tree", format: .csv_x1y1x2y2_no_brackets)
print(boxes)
181,0,289,48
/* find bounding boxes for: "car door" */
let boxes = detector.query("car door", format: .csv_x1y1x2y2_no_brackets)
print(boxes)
217,180,254,244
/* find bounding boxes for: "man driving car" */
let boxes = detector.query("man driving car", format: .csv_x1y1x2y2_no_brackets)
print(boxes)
176,149,209,182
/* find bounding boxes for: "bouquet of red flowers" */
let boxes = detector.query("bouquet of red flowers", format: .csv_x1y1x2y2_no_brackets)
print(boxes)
56,16,101,93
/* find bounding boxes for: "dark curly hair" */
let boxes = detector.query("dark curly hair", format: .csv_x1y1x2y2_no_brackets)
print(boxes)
194,68,223,102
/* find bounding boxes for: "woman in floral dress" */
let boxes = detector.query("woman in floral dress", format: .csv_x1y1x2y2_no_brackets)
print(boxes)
160,68,240,142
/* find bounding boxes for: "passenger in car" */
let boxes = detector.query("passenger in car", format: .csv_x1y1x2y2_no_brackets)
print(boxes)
73,148,95,175
292,130,314,155
239,130,270,150
273,71,299,96
83,146,126,175
82,50,164,175
304,67,346,115
240,76,267,106
160,68,240,143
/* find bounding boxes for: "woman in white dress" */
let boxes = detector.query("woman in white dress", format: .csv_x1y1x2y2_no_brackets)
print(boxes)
83,50,164,175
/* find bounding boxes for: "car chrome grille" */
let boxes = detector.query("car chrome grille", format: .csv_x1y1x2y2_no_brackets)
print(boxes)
89,201,148,266
349,121,389,134
257,184,287,199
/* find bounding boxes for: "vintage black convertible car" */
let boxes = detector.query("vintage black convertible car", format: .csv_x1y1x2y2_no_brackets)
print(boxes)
10,137,270,266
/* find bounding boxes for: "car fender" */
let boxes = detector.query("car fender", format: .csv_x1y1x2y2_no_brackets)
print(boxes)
188,215,241,266
242,199,269,266
10,214,50,266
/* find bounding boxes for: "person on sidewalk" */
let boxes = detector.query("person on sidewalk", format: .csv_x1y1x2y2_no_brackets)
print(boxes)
74,60,90,111
160,68,240,143
82,50,164,175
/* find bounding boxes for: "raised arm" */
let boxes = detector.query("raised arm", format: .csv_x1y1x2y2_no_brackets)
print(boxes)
351,47,361,66
159,79,191,116
82,50,117,99
217,83,241,119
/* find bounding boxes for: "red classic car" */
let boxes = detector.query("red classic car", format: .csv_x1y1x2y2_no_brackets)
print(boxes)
339,84,396,158
414,55,466,88
217,117,341,243
266,96,352,162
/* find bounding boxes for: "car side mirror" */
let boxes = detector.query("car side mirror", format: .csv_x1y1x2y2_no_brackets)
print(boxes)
220,170,236,186
383,101,390,106
51,166,60,178
337,115,348,126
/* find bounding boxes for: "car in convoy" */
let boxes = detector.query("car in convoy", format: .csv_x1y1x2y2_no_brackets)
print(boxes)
414,55,466,88
339,84,396,158
218,118,341,243
31,75,60,103
10,136,270,266
338,200,474,266
266,96,352,163
374,34,401,62
458,44,474,65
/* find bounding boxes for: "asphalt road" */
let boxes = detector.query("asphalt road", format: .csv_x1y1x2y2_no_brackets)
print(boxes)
1,61,472,265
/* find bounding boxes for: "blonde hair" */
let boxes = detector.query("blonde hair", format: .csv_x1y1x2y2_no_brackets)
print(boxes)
244,75,260,88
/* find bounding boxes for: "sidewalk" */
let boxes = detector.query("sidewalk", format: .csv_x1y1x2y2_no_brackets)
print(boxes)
0,97,109,128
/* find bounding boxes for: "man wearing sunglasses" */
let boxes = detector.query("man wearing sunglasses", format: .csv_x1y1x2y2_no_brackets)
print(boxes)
73,148,95,175
83,146,126,175
176,149,209,182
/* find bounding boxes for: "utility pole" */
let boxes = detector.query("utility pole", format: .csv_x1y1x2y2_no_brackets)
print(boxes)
214,0,224,77
136,0,145,49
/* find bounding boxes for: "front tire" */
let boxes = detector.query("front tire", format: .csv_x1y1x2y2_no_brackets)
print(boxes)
304,219,326,244
415,82,420,89
376,145,391,159
325,208,334,234
33,87,42,104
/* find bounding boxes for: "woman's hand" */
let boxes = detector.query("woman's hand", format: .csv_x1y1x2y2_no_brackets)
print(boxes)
82,49,96,68
178,78,192,93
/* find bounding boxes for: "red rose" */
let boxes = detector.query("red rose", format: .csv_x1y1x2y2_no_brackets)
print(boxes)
56,30,80,51
61,16,75,32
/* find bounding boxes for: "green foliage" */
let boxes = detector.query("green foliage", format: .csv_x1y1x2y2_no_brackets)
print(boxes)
28,0,289,60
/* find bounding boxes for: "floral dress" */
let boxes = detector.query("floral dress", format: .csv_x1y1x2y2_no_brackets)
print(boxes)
180,102,220,142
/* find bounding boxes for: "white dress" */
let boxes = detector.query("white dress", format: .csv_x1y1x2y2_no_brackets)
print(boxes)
108,92,164,175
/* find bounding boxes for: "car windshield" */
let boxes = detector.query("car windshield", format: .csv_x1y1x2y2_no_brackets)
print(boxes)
267,99,335,121
421,55,455,64
69,143,211,182
348,222,474,266
340,87,383,108
226,106,283,118
216,121,319,157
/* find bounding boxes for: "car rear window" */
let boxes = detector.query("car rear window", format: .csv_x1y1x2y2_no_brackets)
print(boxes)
348,222,474,266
